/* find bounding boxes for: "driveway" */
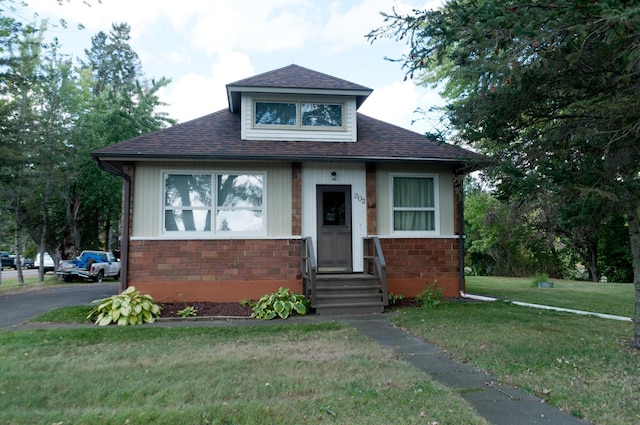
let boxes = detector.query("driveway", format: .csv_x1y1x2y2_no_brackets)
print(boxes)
0,282,118,328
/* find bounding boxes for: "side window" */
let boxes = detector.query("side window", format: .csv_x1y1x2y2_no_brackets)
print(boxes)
392,175,438,233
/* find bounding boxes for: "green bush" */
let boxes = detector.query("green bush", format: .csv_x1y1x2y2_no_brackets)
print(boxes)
388,292,405,305
87,286,162,326
416,280,442,308
250,287,310,320
178,306,198,318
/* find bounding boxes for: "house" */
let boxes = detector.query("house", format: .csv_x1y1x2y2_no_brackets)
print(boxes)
92,64,483,314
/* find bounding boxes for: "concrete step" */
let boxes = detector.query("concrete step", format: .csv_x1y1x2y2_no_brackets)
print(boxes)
315,301,385,315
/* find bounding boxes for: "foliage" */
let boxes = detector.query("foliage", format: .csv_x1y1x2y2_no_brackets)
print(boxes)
530,273,550,287
87,286,161,326
250,287,310,320
388,292,405,305
369,0,640,347
177,305,198,318
0,16,175,264
415,281,442,308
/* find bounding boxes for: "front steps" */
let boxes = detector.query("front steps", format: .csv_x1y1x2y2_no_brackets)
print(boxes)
312,273,387,315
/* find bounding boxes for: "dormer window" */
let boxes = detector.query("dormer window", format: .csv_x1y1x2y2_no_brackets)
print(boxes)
254,100,344,130
255,102,297,126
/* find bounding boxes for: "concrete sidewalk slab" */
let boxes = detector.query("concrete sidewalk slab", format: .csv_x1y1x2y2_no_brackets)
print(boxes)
344,315,588,425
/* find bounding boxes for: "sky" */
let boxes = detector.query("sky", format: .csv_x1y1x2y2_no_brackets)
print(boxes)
14,0,446,135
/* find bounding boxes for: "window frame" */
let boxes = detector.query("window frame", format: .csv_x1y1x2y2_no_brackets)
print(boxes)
390,173,440,235
162,171,267,237
253,99,345,131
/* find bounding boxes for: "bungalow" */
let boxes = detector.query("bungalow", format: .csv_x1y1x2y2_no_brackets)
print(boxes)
92,64,482,314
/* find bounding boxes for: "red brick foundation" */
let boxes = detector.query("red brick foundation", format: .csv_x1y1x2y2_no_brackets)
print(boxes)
126,237,463,302
128,239,302,302
380,238,463,298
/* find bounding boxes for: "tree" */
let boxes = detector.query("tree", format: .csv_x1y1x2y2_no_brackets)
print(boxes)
56,22,174,257
368,0,640,347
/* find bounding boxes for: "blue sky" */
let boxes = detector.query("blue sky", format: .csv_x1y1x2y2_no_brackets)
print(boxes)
16,0,445,134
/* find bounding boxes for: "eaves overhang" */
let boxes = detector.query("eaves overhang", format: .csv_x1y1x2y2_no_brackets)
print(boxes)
226,86,373,113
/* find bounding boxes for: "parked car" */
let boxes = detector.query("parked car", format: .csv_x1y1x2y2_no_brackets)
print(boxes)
34,253,55,273
0,252,13,269
57,250,121,282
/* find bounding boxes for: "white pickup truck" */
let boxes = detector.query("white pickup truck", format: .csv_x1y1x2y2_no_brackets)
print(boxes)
56,250,121,282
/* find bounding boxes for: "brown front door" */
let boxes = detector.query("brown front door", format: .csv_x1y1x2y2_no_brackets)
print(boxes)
317,185,352,272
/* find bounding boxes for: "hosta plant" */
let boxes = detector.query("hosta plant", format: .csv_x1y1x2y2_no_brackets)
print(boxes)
251,287,310,320
87,286,162,326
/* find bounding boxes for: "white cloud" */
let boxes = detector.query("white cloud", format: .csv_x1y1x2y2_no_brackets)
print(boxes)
160,51,254,123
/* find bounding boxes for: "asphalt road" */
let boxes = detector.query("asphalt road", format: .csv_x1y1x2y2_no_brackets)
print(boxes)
0,282,118,328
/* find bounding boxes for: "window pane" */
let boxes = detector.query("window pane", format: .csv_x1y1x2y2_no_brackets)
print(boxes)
216,210,263,232
394,211,435,231
393,177,434,208
255,102,296,125
301,103,342,126
165,174,211,207
217,174,263,207
165,209,211,232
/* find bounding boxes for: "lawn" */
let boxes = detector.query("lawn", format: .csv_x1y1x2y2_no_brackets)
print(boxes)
466,275,634,318
7,276,639,424
394,276,639,425
0,324,487,425
0,274,60,293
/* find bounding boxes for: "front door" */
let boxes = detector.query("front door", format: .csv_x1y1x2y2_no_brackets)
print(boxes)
317,185,352,272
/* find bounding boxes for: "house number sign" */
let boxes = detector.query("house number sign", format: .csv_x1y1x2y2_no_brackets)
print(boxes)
353,193,366,204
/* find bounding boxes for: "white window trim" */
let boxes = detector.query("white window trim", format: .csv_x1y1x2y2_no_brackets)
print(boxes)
252,99,346,131
390,173,440,236
161,170,267,238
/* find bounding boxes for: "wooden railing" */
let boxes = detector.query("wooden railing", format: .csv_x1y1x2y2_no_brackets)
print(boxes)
301,237,318,306
363,237,389,305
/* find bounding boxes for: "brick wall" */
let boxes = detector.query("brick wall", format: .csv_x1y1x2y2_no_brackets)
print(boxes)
128,239,302,302
380,237,463,298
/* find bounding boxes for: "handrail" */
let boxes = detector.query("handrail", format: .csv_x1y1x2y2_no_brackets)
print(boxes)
363,237,389,305
301,237,317,307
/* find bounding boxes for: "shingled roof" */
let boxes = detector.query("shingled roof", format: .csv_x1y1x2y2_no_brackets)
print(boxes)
92,108,483,168
226,64,373,112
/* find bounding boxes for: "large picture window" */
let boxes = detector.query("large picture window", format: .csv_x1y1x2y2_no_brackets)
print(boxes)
254,100,343,129
164,172,264,234
392,175,438,233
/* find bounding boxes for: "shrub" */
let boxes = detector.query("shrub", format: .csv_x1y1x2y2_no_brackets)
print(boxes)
388,292,405,305
531,273,550,287
87,286,162,326
416,280,442,308
250,287,310,320
178,306,198,318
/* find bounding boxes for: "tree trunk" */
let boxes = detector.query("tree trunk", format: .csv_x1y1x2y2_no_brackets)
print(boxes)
14,225,24,284
627,199,640,349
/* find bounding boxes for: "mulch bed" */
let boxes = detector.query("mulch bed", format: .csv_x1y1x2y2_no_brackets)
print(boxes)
158,297,421,318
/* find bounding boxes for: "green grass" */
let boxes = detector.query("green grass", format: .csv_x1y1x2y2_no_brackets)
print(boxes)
0,324,488,425
395,276,640,425
31,305,94,323
467,275,634,318
0,274,61,293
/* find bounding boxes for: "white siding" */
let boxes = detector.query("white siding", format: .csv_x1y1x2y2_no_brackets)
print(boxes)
241,93,357,142
301,162,366,272
132,161,292,239
376,164,456,237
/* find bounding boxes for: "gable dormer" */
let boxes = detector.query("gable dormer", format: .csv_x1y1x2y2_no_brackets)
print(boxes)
226,64,373,142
